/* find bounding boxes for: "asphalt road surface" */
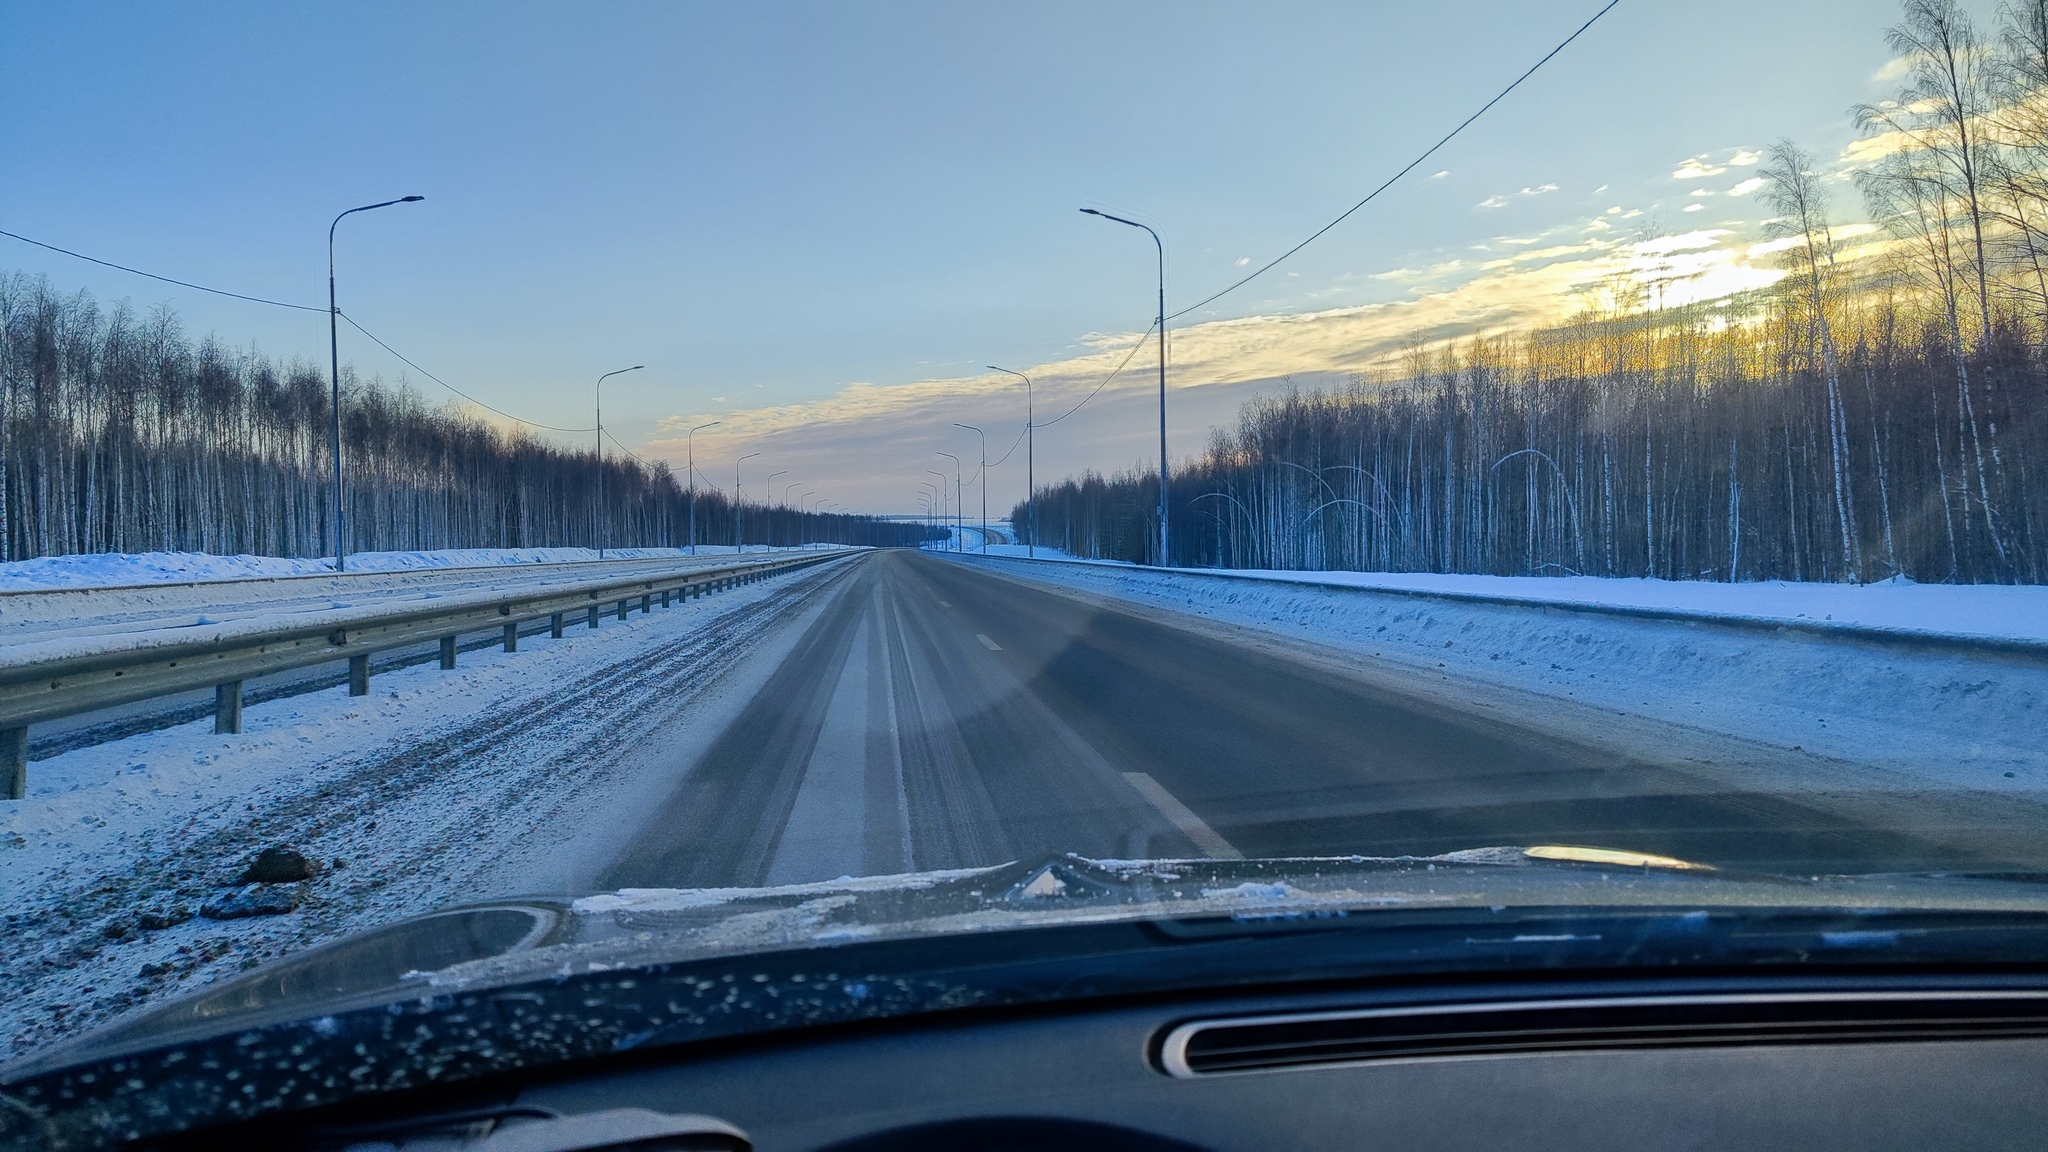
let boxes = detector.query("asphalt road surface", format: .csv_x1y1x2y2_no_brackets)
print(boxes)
602,550,2034,887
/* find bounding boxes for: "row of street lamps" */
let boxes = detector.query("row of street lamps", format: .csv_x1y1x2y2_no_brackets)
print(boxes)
331,194,846,564
336,195,1169,568
917,207,1168,563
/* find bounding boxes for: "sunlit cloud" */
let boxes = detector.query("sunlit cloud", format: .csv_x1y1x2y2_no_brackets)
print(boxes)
1673,156,1726,179
1684,203,1705,212
1476,183,1558,209
1430,170,1449,179
642,220,1810,508
1728,176,1764,195
1728,149,1762,166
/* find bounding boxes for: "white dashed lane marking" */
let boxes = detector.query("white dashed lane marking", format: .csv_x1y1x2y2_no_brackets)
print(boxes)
1122,771,1244,859
975,633,1002,651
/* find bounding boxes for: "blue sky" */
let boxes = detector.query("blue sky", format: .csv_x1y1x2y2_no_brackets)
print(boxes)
1,0,1927,513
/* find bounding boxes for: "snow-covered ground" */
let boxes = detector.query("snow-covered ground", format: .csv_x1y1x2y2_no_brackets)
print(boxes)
962,551,2048,645
950,554,2048,793
0,546,844,647
0,544,827,592
0,556,849,1063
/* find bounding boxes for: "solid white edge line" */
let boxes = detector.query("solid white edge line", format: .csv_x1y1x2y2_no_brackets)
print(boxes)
1121,771,1243,860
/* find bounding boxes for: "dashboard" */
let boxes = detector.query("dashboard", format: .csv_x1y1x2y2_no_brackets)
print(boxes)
280,972,2048,1151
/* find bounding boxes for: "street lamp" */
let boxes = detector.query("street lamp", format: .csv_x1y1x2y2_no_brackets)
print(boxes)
594,365,645,559
919,482,938,550
735,452,760,552
799,490,815,547
936,451,961,553
1082,208,1170,567
763,470,786,549
925,470,949,551
328,194,424,571
954,423,986,553
986,366,1033,558
686,421,720,555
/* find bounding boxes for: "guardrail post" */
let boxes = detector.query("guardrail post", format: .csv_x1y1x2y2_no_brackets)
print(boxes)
551,612,564,638
661,589,670,608
503,621,519,652
349,654,370,696
640,594,651,614
440,636,458,670
617,599,628,622
214,681,244,734
588,605,600,629
3,727,26,800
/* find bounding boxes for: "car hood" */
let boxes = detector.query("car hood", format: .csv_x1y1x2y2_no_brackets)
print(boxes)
9,850,2048,1149
15,848,2048,1078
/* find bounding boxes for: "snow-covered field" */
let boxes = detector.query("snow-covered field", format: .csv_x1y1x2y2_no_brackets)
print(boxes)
962,549,2048,645
0,556,848,1062
0,546,839,647
951,554,2048,792
0,544,819,592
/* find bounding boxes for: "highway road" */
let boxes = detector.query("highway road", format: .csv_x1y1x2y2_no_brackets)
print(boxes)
602,550,2042,888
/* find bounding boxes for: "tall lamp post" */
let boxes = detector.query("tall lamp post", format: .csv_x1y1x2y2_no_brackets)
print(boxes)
686,421,720,555
925,470,949,552
920,483,938,550
799,491,815,548
986,367,1034,557
953,423,986,553
763,470,786,549
935,452,962,553
328,194,424,571
594,365,645,559
1081,208,1170,567
734,452,760,552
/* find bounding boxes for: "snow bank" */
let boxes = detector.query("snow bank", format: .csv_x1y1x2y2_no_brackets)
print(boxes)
952,554,2048,791
0,560,842,1062
0,545,796,592
963,555,2048,646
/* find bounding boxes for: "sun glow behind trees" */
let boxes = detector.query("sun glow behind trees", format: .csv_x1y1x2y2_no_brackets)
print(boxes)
1014,0,2048,585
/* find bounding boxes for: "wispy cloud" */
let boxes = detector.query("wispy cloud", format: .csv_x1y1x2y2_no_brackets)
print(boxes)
1476,183,1559,209
645,223,1801,508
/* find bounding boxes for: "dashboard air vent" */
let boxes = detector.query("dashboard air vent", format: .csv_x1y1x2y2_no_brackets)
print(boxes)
1158,991,2048,1077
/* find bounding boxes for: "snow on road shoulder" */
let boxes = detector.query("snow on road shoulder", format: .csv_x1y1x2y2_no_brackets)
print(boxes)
954,555,2048,792
0,557,846,1063
963,551,2048,645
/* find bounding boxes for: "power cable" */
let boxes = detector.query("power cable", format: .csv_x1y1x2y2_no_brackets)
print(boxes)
2,224,603,435
1164,0,1623,322
1033,321,1157,429
340,314,597,433
0,227,326,312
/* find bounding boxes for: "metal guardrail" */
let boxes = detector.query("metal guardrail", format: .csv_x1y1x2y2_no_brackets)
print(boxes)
0,549,855,798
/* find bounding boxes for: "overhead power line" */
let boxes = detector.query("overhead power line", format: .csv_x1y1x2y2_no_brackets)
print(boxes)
1,224,601,436
339,313,597,433
1165,0,1623,322
0,227,326,312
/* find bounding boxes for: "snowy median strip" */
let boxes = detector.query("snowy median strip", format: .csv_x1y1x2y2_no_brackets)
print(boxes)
0,553,854,1063
950,553,2048,789
0,550,853,798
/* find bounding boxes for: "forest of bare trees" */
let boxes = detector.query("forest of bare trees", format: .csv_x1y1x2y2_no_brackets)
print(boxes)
1018,0,2048,585
0,274,923,561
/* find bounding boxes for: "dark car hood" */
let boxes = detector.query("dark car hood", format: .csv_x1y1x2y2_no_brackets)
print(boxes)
17,849,2048,1079
10,851,2048,1150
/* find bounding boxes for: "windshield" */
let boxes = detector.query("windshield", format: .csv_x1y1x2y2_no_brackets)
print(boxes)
3,0,2046,1120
